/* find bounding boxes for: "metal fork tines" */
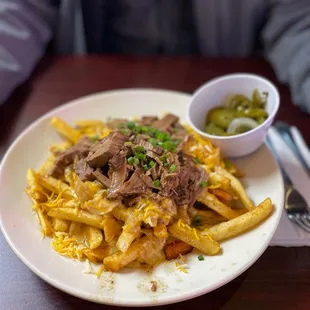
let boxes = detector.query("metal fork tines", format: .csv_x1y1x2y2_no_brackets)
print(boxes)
285,187,310,233
266,133,310,233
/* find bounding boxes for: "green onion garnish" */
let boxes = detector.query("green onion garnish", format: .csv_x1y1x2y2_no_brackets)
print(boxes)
198,255,204,261
224,160,232,169
135,153,146,160
201,181,207,188
127,157,134,165
134,146,145,153
169,164,176,173
143,164,149,171
117,123,125,129
133,158,140,166
90,135,100,142
127,121,136,130
153,179,161,187
149,138,158,146
149,160,156,168
193,157,201,165
193,215,201,226
121,129,129,135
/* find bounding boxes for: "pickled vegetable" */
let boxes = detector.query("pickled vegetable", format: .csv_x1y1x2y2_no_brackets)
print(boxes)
205,122,227,136
207,108,237,129
205,89,269,136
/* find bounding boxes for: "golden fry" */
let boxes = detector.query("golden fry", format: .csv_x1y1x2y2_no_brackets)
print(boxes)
26,169,48,203
104,236,156,272
197,190,239,220
36,208,53,236
102,216,121,242
82,246,116,263
116,221,141,253
48,208,103,229
50,117,80,143
207,198,273,241
52,218,69,232
168,221,220,255
84,226,103,249
215,167,254,210
37,175,76,200
75,120,104,128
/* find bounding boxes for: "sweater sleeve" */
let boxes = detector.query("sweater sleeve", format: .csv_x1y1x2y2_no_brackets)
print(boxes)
262,0,310,113
0,0,57,103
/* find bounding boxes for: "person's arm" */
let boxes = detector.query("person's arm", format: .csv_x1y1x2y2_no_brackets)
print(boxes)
262,0,310,113
0,0,57,103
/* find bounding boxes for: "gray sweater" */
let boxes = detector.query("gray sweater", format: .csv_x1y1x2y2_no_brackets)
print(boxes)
1,0,310,113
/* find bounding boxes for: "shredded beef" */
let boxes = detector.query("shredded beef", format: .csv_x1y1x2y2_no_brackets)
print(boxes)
86,132,127,168
50,137,92,177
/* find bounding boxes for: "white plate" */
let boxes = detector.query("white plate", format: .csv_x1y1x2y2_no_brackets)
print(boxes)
0,89,284,307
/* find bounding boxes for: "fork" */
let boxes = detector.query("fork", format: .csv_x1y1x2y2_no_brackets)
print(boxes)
266,134,310,233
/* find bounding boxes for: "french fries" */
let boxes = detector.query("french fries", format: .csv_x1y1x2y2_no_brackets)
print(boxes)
26,116,274,275
206,198,273,242
197,189,239,220
52,218,69,232
84,226,103,249
37,175,76,200
51,117,80,143
102,216,121,242
82,246,116,263
215,167,254,210
104,236,154,272
36,208,53,236
168,221,221,255
48,208,103,229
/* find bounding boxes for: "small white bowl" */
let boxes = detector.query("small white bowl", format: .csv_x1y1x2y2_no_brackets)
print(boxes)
187,73,280,158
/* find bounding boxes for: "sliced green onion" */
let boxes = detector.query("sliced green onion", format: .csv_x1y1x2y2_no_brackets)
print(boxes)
193,157,201,165
117,123,125,129
121,129,130,135
143,164,149,171
135,153,146,160
201,181,207,188
133,158,140,165
90,135,100,142
224,160,232,169
169,164,176,173
149,138,158,146
193,215,201,226
127,121,136,129
149,160,156,168
153,179,161,187
198,255,204,261
127,157,134,165
134,146,145,153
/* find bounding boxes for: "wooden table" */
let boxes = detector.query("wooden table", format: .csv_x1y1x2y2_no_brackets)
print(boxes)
1,56,310,310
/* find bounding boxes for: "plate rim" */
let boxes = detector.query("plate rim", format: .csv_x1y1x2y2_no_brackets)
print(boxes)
0,88,284,307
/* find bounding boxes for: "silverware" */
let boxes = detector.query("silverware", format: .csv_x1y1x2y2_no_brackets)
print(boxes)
266,135,310,233
274,121,310,174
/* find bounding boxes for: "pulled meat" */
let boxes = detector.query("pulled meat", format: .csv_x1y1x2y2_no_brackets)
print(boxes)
73,158,95,181
86,132,127,168
92,169,111,188
50,137,92,177
49,114,207,208
153,113,179,130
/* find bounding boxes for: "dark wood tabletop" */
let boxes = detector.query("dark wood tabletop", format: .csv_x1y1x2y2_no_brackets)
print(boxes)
1,56,310,310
